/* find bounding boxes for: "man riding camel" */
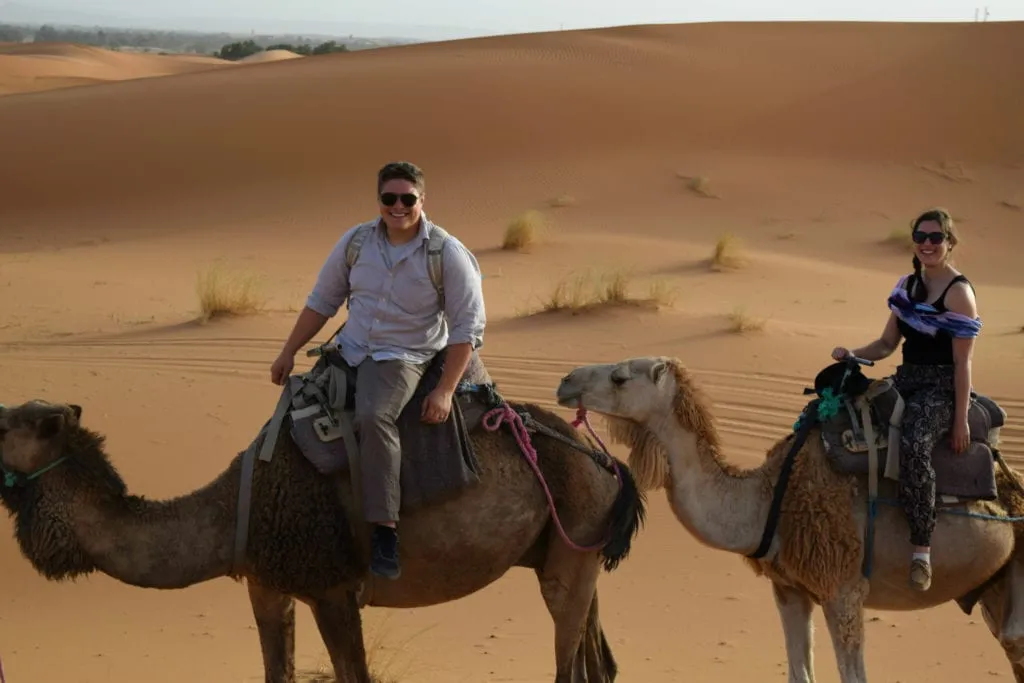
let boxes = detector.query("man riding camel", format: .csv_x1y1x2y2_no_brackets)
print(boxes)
270,160,487,580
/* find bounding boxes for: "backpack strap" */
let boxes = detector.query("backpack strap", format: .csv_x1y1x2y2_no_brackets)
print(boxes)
344,221,449,307
426,224,449,309
344,222,374,270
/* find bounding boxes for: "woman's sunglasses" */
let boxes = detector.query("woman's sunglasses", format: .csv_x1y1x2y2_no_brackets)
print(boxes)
912,230,946,245
380,192,420,208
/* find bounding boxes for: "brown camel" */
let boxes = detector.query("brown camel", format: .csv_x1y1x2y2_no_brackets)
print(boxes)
0,382,644,681
556,355,1024,683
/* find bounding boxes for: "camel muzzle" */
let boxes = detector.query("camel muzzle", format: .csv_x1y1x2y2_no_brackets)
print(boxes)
555,376,582,408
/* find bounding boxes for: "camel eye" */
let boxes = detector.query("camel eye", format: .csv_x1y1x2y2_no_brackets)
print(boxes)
611,375,627,386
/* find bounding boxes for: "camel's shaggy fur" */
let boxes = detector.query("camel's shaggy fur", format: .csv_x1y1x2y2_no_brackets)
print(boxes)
236,420,365,594
989,464,1024,546
740,422,863,603
601,361,864,603
604,362,724,492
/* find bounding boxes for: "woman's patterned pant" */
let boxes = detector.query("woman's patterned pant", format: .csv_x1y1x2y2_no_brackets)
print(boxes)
893,363,957,548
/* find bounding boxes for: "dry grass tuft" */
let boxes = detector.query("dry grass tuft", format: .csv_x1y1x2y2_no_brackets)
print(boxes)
502,210,546,251
548,194,576,208
297,615,428,683
883,227,914,251
522,269,677,316
710,233,746,270
727,307,766,334
646,277,680,308
677,172,718,198
195,264,266,322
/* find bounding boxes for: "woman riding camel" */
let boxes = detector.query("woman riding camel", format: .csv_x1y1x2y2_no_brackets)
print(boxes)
831,207,982,592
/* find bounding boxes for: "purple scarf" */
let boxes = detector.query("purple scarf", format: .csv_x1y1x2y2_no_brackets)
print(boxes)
887,276,982,339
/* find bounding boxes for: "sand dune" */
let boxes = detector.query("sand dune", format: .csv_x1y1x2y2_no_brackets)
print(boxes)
1,19,1024,683
239,48,304,63
0,41,231,95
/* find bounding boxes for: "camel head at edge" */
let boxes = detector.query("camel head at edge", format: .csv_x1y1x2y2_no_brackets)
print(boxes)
0,399,82,480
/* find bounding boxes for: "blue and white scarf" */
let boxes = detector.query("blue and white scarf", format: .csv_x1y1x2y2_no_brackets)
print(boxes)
887,275,982,339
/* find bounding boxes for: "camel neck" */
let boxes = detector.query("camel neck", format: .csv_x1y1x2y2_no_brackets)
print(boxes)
650,414,772,555
69,477,236,589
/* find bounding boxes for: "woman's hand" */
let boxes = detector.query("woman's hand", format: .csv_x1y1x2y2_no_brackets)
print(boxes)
951,415,971,454
831,346,851,361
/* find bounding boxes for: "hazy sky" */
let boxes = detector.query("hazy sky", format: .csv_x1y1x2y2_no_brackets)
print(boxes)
6,0,1023,39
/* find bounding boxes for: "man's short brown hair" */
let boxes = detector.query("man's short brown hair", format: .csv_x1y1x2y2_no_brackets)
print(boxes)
377,161,425,194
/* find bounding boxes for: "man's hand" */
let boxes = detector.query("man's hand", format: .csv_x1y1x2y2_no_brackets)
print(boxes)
270,351,295,386
422,387,453,424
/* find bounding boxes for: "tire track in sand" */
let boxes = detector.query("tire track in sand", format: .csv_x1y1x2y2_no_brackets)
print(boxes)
480,354,1024,466
4,342,1022,466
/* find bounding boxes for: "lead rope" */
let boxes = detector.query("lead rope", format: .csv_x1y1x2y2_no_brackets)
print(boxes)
570,406,614,459
482,403,617,552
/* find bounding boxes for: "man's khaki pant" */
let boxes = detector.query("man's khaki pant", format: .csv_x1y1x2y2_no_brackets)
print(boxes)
352,357,428,524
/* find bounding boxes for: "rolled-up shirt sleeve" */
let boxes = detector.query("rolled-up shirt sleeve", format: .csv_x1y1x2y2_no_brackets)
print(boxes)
442,238,486,349
305,228,357,318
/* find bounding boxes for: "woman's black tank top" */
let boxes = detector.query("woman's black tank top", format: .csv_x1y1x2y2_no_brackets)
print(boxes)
896,273,972,365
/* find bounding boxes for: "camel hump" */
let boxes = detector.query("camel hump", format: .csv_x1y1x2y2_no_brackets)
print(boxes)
816,373,1004,502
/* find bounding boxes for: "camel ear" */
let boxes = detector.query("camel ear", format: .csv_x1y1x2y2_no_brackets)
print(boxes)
648,360,668,385
70,404,82,424
36,413,67,439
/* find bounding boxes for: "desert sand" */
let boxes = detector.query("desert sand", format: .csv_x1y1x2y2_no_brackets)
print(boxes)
1,19,1023,683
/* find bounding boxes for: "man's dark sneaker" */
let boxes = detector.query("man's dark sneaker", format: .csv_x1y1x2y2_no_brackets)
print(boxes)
370,525,401,580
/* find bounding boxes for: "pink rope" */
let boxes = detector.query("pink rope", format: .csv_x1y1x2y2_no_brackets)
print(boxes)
571,406,612,455
482,403,618,553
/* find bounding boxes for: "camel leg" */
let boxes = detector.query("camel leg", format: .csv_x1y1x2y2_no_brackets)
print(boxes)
581,591,617,681
820,579,869,683
247,579,296,683
772,581,816,683
980,554,1024,681
309,589,372,683
535,539,610,682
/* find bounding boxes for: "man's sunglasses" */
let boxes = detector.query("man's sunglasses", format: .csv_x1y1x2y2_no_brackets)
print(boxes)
380,192,420,208
912,230,946,245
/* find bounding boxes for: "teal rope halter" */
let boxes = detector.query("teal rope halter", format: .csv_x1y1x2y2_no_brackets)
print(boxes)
2,457,68,488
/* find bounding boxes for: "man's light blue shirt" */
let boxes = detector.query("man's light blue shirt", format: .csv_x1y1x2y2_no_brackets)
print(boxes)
305,214,486,368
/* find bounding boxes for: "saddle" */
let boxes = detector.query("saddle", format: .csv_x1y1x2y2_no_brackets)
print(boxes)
280,345,498,506
812,361,1007,502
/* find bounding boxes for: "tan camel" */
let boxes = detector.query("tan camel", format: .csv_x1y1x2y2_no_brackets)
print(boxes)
0,391,644,682
555,355,1024,683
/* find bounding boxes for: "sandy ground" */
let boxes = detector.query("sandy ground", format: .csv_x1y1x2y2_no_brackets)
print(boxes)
1,20,1023,683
